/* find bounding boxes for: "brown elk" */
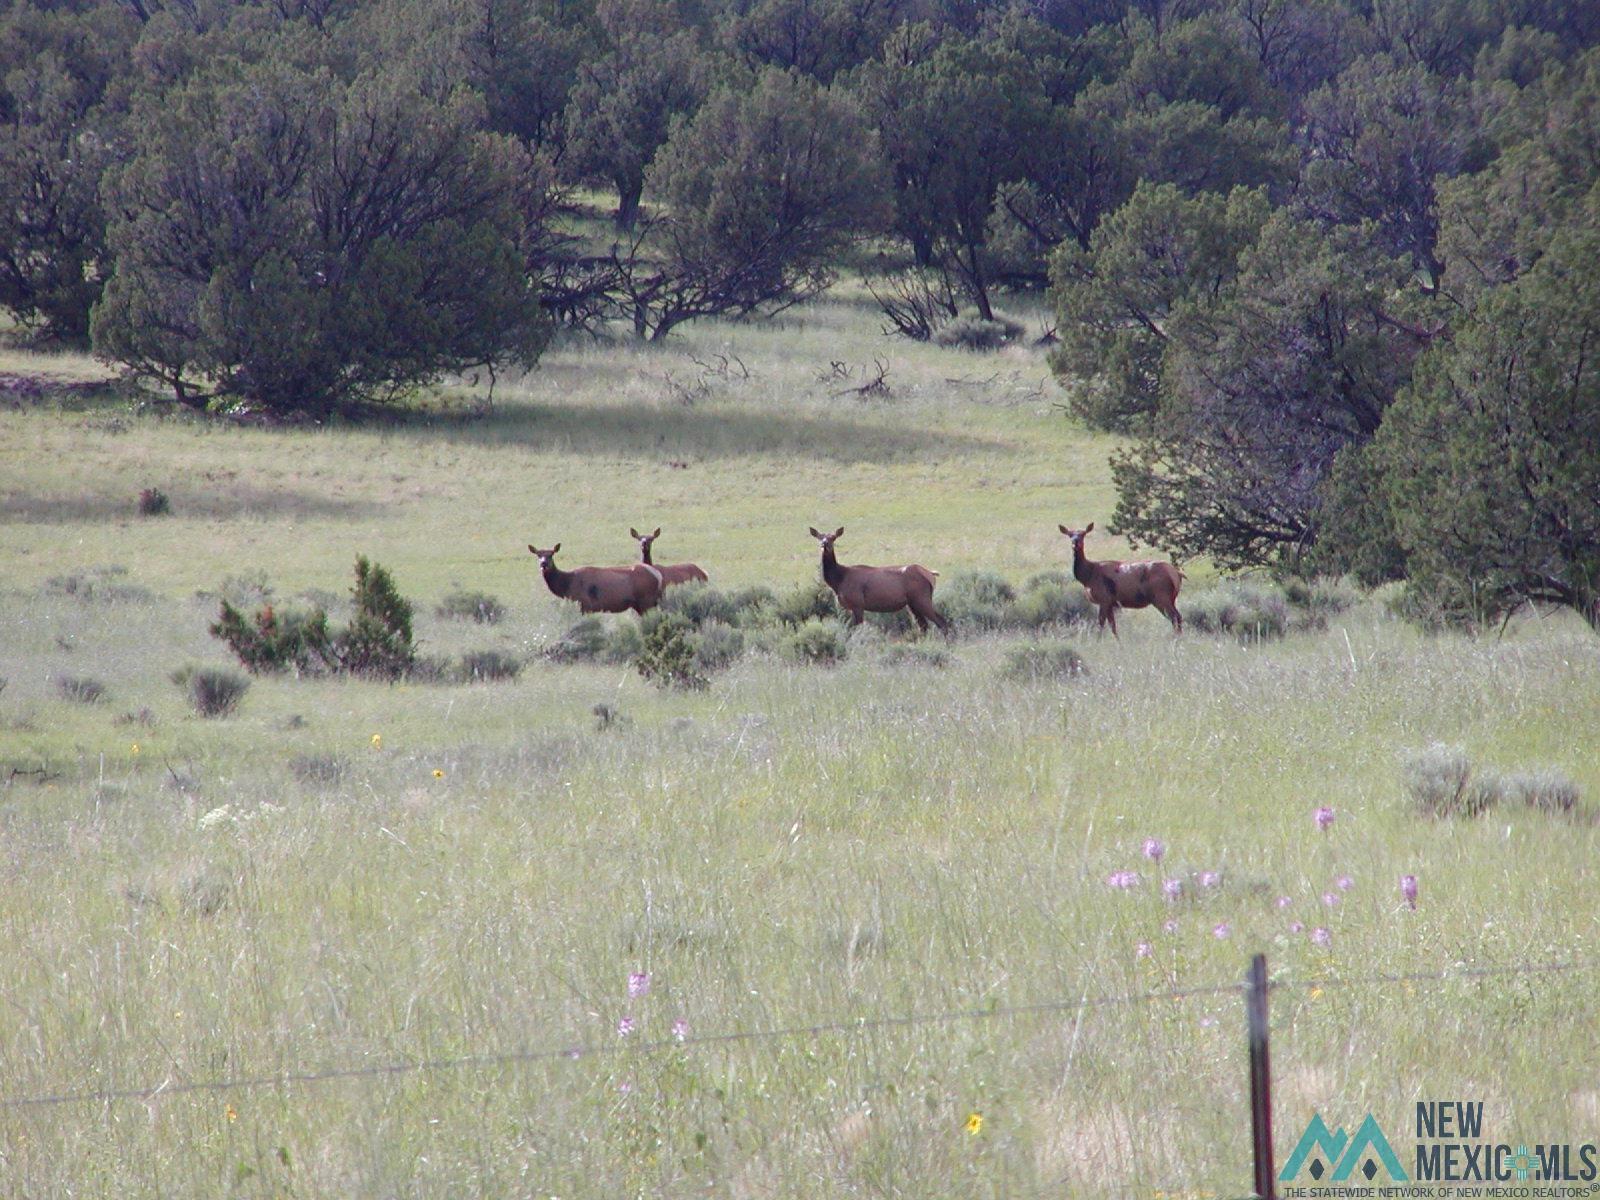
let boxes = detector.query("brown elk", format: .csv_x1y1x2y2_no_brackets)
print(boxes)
1059,522,1183,635
630,527,709,588
809,526,951,634
528,544,663,615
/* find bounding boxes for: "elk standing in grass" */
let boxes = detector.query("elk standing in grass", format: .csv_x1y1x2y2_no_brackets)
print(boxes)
1059,522,1183,635
809,526,951,634
528,544,663,614
630,527,709,588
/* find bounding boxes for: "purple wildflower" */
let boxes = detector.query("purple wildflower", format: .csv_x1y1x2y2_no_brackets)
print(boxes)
617,1015,634,1038
1213,922,1231,939
1106,870,1141,890
1311,927,1332,947
628,971,651,999
1400,874,1419,909
1322,892,1340,908
1289,921,1304,934
1275,895,1292,909
1314,806,1336,832
1336,875,1353,892
1136,940,1153,959
1142,838,1166,863
1163,878,1184,901
1198,871,1220,889
1163,918,1179,934
671,1017,690,1042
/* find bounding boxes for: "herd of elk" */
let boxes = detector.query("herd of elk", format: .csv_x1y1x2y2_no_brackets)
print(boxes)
529,521,1182,637
1059,522,1184,635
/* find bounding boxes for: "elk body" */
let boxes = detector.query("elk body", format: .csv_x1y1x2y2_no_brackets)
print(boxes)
528,544,663,615
809,526,951,634
1059,522,1183,635
631,527,709,588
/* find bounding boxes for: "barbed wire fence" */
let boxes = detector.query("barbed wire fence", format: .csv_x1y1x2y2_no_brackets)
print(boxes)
3,955,1593,1196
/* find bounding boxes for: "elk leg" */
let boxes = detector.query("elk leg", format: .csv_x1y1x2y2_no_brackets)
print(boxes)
1103,605,1119,638
912,610,929,633
849,606,865,626
1162,602,1183,634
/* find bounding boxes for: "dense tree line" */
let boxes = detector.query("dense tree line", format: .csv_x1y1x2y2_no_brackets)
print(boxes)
2,0,1598,627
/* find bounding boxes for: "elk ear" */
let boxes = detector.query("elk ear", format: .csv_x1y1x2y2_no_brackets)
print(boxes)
808,526,822,538
528,545,537,554
629,528,640,539
1085,522,1095,534
1059,524,1070,535
834,526,845,538
652,527,661,538
552,542,561,554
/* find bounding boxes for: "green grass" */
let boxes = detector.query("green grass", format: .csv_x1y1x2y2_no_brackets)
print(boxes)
0,301,1597,1198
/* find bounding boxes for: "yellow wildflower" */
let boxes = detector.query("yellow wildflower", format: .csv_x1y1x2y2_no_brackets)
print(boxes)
1309,986,1324,1000
432,769,444,779
130,742,141,756
965,1112,984,1135
225,1104,238,1123
371,734,382,749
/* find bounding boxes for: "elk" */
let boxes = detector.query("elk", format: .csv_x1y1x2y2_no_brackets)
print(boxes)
528,544,663,615
1059,522,1183,635
808,526,951,634
630,527,709,588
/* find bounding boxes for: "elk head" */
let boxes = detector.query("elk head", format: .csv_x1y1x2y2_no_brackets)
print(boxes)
1058,521,1094,549
527,543,562,569
630,526,662,555
808,526,845,549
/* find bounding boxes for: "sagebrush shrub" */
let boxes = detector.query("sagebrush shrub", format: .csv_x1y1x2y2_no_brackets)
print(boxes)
932,314,1024,351
1005,579,1093,629
545,618,608,663
605,622,645,664
47,567,154,604
435,591,504,624
1403,743,1486,817
781,619,847,665
1001,642,1087,680
1283,576,1359,622
1184,581,1290,641
57,674,107,703
691,621,745,672
661,582,771,628
290,754,347,786
458,649,522,682
137,487,170,516
871,642,949,669
1500,768,1581,815
938,570,1017,631
172,665,250,717
773,581,837,626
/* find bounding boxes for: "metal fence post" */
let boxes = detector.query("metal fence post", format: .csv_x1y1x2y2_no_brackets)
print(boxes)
1248,953,1277,1200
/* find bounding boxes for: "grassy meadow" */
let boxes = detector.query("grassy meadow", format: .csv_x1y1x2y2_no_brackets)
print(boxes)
1,299,1598,1198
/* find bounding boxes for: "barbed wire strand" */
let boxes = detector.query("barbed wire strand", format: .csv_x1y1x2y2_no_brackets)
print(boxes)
2,956,1590,1112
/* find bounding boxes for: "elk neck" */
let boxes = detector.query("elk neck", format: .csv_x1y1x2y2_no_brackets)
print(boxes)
640,542,654,564
1071,541,1096,587
541,562,574,597
820,543,844,589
